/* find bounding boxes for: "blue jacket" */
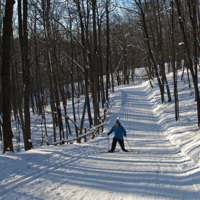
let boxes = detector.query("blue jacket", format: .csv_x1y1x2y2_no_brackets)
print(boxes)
108,125,126,140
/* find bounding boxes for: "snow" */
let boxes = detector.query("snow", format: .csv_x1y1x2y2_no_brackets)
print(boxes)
178,42,184,45
1,69,200,199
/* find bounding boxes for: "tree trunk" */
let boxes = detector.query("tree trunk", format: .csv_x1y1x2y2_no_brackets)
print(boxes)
106,0,110,100
23,0,32,150
97,18,105,108
77,0,93,127
2,0,15,153
175,0,200,126
92,0,99,125
171,0,179,121
42,0,57,141
34,8,42,115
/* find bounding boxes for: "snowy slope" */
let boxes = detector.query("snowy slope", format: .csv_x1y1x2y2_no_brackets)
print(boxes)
148,71,200,168
1,77,200,199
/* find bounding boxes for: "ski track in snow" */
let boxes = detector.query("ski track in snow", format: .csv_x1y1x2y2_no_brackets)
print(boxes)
1,82,200,199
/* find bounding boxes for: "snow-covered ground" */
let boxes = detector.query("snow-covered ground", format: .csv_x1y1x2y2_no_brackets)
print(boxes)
1,69,200,199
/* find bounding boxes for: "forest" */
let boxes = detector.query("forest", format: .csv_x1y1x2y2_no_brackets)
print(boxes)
1,0,200,154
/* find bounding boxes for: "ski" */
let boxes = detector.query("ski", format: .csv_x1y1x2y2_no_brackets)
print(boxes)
123,150,139,153
99,150,120,153
96,150,139,154
130,151,139,154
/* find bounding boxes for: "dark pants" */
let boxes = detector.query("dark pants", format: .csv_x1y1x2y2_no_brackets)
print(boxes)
110,138,127,152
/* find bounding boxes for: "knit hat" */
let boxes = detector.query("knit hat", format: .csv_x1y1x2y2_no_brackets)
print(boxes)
115,119,120,125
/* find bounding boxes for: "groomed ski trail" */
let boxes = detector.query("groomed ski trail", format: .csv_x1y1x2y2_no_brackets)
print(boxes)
0,82,200,200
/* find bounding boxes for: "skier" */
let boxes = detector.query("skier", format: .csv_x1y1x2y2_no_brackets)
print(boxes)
107,119,128,152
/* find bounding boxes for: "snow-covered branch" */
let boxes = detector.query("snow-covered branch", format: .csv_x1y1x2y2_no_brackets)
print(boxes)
63,51,85,73
112,54,123,77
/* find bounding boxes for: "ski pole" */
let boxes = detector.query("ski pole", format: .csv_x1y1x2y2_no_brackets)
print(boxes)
126,137,133,152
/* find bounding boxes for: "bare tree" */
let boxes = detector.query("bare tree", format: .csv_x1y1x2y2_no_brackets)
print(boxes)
135,0,164,103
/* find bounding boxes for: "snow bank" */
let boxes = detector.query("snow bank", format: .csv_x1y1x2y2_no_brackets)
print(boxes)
145,71,200,170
